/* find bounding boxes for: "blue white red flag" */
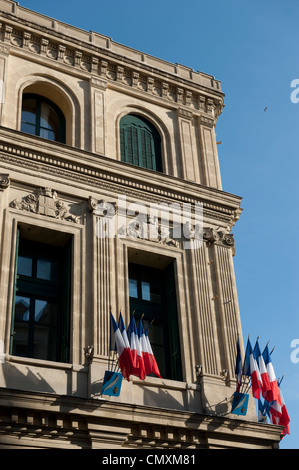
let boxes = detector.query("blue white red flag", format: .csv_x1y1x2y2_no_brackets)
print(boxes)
137,319,161,378
254,340,271,399
269,379,290,437
110,312,133,381
262,345,281,405
277,386,290,436
145,326,161,378
127,315,146,380
235,338,242,392
127,315,138,366
242,338,262,399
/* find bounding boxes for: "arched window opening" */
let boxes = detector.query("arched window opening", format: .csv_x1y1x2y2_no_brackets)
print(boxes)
21,93,66,144
120,114,162,172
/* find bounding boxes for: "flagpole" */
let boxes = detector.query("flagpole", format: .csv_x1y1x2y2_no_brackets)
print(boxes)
240,334,250,394
262,340,270,355
108,307,112,372
278,374,284,387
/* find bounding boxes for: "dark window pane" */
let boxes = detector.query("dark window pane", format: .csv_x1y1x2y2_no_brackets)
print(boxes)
129,278,138,298
40,101,59,130
33,324,57,361
21,98,37,124
21,122,36,135
39,127,57,141
12,295,31,357
33,300,58,361
34,299,58,326
36,255,59,281
14,295,30,321
17,254,33,277
141,281,150,301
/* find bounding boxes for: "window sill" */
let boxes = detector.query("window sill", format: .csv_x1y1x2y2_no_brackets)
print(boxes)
5,354,87,373
131,375,200,392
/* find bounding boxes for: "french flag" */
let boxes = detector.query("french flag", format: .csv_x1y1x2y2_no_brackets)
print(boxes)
127,315,146,380
278,386,290,436
110,313,133,381
242,338,262,399
235,338,242,392
137,319,161,378
262,345,281,405
254,340,271,399
269,377,290,437
145,326,161,378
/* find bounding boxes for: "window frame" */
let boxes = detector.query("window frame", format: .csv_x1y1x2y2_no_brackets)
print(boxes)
128,261,182,381
10,231,71,363
21,93,66,144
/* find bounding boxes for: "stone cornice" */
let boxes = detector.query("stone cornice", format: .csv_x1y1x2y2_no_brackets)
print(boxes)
0,387,283,448
0,8,224,117
0,128,242,229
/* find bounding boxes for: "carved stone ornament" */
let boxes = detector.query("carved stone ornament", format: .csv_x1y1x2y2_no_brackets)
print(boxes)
203,227,235,252
89,197,116,217
0,174,10,190
117,216,179,248
10,187,79,223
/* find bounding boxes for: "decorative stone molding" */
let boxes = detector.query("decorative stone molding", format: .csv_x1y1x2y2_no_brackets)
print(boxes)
0,141,239,230
0,173,9,190
89,196,116,217
177,107,193,120
91,76,107,90
198,115,215,128
118,217,179,248
0,20,224,116
10,187,80,223
203,227,235,250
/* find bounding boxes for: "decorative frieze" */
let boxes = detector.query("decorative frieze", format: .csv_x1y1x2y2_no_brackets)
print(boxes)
10,187,80,223
0,21,224,116
89,196,180,248
88,198,235,251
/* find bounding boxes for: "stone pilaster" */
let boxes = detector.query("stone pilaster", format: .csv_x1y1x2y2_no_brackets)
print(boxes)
205,230,242,378
198,116,222,190
89,197,117,358
188,242,220,376
90,76,107,155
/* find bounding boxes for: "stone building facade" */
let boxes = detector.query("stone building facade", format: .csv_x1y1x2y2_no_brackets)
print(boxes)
0,0,282,448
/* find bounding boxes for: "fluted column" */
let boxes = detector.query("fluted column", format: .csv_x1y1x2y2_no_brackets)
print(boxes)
89,197,117,358
189,241,220,376
209,230,242,377
198,116,222,190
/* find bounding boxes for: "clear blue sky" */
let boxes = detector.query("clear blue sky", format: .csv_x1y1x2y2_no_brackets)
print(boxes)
19,0,299,449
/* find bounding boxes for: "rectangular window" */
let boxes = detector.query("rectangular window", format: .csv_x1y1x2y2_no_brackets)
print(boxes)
128,261,182,381
11,230,72,363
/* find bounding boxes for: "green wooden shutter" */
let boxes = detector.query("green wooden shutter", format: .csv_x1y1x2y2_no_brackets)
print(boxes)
120,114,162,171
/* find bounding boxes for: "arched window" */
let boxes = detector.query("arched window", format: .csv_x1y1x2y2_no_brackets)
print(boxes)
21,93,66,143
120,114,162,172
